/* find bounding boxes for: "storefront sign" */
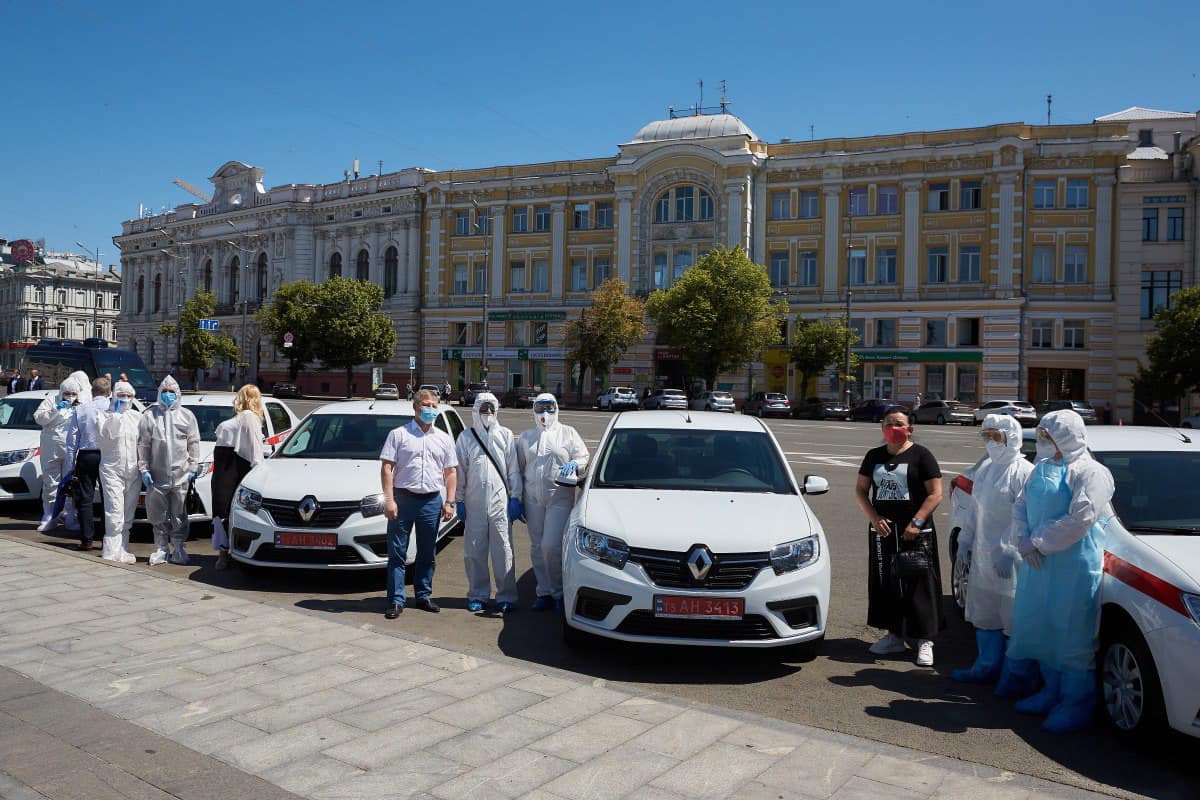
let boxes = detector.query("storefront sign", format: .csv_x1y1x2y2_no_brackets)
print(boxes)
853,350,983,363
441,347,564,361
611,367,633,375
653,348,684,361
487,310,567,321
1144,195,1186,204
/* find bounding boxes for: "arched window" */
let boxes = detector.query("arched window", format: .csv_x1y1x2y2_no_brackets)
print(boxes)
356,249,370,282
136,275,145,313
384,246,399,297
153,273,162,312
203,259,213,293
148,339,156,366
229,256,240,304
654,185,714,223
329,252,342,278
256,252,268,300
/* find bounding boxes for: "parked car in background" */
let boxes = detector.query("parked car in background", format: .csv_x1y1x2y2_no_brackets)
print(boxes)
641,388,688,410
742,392,792,418
459,382,489,407
915,399,975,426
373,383,400,400
792,397,850,421
597,387,640,411
973,399,1037,427
690,391,736,412
849,397,897,423
418,384,442,398
1037,399,1098,424
501,387,539,409
271,382,302,399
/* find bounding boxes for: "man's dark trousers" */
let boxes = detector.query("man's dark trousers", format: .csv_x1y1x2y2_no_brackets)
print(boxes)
73,450,102,546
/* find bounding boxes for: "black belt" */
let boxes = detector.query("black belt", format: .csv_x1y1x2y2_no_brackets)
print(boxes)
396,488,439,499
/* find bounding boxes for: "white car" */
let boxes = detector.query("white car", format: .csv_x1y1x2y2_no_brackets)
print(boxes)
945,456,987,614
597,387,639,411
1020,427,1200,739
689,391,736,412
973,400,1037,427
560,410,831,656
0,390,58,501
228,400,465,570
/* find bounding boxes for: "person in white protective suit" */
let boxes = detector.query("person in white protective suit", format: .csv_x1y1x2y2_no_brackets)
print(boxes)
516,393,588,611
97,381,143,563
996,409,1114,734
33,376,82,531
951,414,1033,683
455,392,524,613
67,371,93,404
137,376,201,566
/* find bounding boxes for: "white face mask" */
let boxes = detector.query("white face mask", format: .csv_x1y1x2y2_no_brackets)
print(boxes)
479,413,494,429
985,441,1007,461
1035,440,1059,461
536,411,554,428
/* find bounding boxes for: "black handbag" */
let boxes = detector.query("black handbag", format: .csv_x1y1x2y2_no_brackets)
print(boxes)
892,527,934,579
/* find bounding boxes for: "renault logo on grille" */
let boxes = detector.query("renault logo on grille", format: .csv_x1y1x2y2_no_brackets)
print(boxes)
297,496,318,523
686,546,714,581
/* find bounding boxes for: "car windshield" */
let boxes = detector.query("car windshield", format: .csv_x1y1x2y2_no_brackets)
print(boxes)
766,393,788,401
279,414,412,460
662,390,685,397
593,428,794,494
1072,402,1094,410
1094,451,1200,534
712,392,732,399
91,353,154,391
615,388,634,395
185,405,237,442
0,399,40,430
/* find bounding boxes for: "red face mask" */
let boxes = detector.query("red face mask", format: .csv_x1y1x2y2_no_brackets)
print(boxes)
883,426,910,445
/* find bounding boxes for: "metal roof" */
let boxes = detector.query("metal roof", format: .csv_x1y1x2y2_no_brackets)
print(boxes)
630,113,758,144
1094,106,1195,122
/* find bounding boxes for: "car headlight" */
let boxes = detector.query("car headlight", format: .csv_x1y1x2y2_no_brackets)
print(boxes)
770,535,820,574
237,487,262,513
1183,593,1200,629
0,448,36,466
574,526,629,570
360,493,386,518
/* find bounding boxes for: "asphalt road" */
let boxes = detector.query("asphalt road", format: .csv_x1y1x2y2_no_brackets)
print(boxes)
2,401,1196,799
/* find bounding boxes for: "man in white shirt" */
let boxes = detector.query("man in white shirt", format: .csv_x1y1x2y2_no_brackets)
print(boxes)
380,390,458,618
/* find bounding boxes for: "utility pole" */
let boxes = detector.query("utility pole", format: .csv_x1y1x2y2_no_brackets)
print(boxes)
844,289,853,409
844,187,855,409
472,197,490,388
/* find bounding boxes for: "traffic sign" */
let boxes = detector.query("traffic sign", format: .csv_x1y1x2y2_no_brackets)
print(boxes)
283,332,294,343
409,355,417,371
198,318,219,331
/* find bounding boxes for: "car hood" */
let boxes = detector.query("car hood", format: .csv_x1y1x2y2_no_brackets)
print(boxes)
579,489,815,552
0,430,41,450
242,458,377,502
1136,536,1200,591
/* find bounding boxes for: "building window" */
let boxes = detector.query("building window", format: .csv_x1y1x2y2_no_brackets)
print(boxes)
135,277,144,313
509,261,526,292
672,251,692,284
769,252,789,287
958,246,981,283
509,322,528,346
452,264,469,294
452,323,468,346
475,208,492,235
75,290,86,307
329,252,342,279
926,247,948,283
94,324,103,339
798,252,818,286
229,256,240,304
957,317,981,346
698,191,713,220
534,205,551,231
1063,246,1087,284
1063,320,1085,349
573,203,590,230
356,249,369,282
56,288,67,305
95,293,103,309
112,294,120,311
925,319,947,347
1031,319,1053,349
532,260,550,292
473,260,486,294
850,318,866,344
1167,208,1185,241
533,321,548,346
571,258,588,291
1032,246,1055,284
153,273,162,312
1141,270,1182,319
959,181,982,210
471,323,483,345
876,248,897,285
1065,179,1089,209
593,257,611,287
653,252,668,291
799,190,820,219
674,187,695,222
770,191,790,220
203,259,213,293
877,185,899,215
655,193,671,223
957,364,979,403
925,364,946,399
848,187,868,217
595,202,613,229
848,249,867,285
384,246,398,297
257,252,269,299
1137,129,1154,147
455,210,471,236
1142,207,1159,241
875,319,896,347
511,207,528,233
1034,180,1056,209
927,183,950,212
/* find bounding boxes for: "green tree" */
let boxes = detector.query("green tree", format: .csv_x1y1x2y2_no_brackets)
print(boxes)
564,278,647,404
157,291,239,389
1136,286,1200,415
645,247,785,390
788,317,860,400
257,281,320,381
309,276,397,397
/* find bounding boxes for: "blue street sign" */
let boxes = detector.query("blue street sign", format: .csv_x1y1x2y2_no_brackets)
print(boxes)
198,318,219,331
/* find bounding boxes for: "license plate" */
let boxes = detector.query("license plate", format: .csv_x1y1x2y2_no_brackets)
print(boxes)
653,595,744,620
274,532,337,549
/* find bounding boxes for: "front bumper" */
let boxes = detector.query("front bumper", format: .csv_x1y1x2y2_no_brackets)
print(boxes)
0,461,40,501
563,543,830,648
1146,620,1200,738
227,502,394,570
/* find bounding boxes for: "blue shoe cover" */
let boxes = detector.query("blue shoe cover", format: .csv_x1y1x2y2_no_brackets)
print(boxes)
994,657,1039,698
952,629,1006,683
467,599,484,612
1016,666,1061,714
1042,670,1096,734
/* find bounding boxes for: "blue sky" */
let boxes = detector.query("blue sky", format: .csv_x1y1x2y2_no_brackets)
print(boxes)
3,0,1197,264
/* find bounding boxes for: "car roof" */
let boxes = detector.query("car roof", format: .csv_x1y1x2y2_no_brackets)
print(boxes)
181,392,237,406
310,400,457,415
613,409,768,432
3,390,55,399
1021,426,1200,453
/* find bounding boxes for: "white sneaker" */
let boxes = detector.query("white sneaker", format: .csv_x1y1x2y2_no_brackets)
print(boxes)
869,633,908,655
915,640,934,666
36,515,55,532
148,549,169,566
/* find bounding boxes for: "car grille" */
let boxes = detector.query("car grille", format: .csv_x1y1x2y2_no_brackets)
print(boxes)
627,547,770,590
616,611,777,640
250,544,366,565
261,498,359,528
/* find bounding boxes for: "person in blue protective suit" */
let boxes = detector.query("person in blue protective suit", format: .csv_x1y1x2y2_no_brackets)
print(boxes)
951,414,1033,683
997,409,1114,733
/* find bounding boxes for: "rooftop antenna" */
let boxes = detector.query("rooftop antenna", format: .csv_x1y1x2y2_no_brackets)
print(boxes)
810,124,815,141
377,159,383,177
353,158,360,179
1046,93,1053,125
719,79,729,113
697,78,703,115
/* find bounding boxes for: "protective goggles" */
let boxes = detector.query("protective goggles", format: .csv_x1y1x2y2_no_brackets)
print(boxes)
980,429,1006,443
478,401,497,414
533,400,558,413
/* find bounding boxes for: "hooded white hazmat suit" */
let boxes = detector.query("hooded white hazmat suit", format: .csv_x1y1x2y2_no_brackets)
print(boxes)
455,392,523,605
516,393,588,601
67,371,93,404
33,377,81,528
98,381,143,563
137,376,200,565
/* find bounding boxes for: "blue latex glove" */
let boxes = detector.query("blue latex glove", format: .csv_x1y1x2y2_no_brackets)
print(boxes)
456,501,466,523
191,467,204,481
141,471,153,491
558,461,579,478
56,401,71,410
507,497,525,522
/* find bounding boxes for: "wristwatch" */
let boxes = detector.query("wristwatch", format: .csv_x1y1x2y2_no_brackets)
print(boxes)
911,516,925,528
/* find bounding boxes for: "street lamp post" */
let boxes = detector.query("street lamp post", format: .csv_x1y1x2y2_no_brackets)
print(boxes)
472,198,490,388
74,242,101,341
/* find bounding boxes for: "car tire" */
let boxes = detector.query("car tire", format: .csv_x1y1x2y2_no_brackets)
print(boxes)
1099,615,1167,738
936,415,946,425
779,635,824,662
948,528,966,620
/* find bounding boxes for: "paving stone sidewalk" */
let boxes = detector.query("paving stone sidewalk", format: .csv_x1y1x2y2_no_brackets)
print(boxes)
0,538,1111,800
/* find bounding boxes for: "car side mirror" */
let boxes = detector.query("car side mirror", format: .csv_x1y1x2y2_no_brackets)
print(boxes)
802,475,829,496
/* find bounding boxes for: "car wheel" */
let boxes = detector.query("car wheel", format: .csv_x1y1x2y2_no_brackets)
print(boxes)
948,528,967,619
1099,616,1167,738
936,415,946,425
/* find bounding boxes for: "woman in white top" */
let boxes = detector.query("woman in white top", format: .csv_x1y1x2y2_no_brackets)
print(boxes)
211,385,265,569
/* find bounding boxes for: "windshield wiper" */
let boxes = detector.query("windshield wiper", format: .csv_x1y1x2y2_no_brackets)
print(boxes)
1128,525,1200,535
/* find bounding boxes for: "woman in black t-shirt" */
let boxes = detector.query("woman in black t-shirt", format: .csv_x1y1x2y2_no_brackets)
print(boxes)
854,406,945,666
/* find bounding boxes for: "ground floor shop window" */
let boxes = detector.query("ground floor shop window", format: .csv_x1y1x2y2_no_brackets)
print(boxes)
1028,367,1085,404
956,365,979,403
924,364,946,400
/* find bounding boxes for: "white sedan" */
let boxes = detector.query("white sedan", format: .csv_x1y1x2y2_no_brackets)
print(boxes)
228,400,465,570
560,411,831,656
973,400,1037,427
0,390,57,501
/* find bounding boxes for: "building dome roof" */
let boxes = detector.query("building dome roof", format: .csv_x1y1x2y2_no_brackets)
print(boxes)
631,113,758,144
